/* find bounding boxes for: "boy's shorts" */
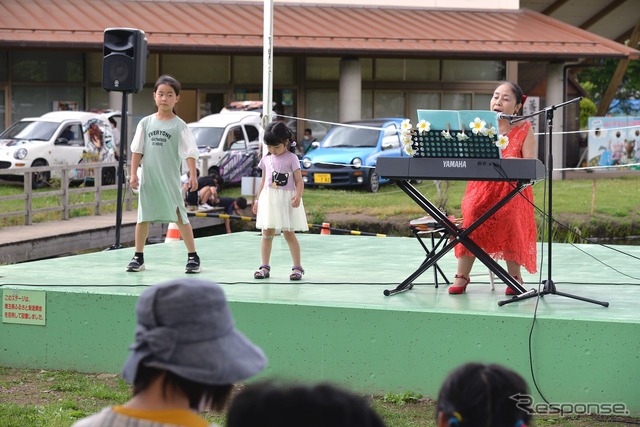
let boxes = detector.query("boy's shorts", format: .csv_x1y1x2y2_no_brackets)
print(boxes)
185,189,199,206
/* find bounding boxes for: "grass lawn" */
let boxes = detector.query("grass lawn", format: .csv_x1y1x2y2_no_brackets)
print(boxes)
1,367,637,427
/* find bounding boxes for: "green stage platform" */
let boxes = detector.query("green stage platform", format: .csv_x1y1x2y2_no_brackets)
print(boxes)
1,232,639,416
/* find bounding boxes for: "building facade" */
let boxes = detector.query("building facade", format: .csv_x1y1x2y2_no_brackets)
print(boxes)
0,0,637,168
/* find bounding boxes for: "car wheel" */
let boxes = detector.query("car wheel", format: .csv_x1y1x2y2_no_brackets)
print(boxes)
102,167,116,185
364,169,380,193
31,159,50,189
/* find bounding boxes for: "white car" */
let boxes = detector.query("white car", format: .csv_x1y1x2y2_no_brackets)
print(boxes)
187,111,263,185
0,111,117,188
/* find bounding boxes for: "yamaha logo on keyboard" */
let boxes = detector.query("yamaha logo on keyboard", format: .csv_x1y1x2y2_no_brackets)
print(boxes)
442,160,467,168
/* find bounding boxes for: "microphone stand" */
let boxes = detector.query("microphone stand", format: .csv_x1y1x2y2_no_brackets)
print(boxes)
499,97,608,307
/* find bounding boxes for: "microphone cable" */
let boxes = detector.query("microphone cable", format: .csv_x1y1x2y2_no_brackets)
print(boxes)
490,160,640,417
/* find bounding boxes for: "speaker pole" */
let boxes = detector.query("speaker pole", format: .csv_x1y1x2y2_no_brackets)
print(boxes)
103,27,146,250
111,92,129,250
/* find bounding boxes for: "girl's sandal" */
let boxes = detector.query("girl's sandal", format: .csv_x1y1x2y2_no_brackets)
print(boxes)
254,264,270,279
290,265,305,281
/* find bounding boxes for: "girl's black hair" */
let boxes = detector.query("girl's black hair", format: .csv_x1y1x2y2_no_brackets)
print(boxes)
133,364,233,411
227,381,386,427
264,121,293,147
154,74,181,96
154,75,181,115
436,363,532,427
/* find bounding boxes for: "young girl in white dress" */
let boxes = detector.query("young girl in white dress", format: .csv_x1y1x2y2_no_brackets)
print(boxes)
252,121,308,280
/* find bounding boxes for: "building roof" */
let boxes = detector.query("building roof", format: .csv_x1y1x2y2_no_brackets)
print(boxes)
0,0,637,60
522,0,638,45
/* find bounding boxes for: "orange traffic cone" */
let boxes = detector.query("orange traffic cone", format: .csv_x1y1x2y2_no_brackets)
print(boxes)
165,223,182,242
321,222,331,235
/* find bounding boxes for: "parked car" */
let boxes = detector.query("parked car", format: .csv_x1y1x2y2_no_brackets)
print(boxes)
300,118,406,192
221,100,329,143
0,111,117,188
187,111,263,185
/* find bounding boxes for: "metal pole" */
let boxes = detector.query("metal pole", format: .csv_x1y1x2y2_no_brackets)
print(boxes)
262,0,274,134
111,92,128,249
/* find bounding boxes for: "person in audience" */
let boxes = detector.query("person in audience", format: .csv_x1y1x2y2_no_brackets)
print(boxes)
450,81,537,295
196,170,223,209
298,128,317,156
214,196,248,233
109,116,121,158
226,381,387,427
435,362,532,427
72,278,268,427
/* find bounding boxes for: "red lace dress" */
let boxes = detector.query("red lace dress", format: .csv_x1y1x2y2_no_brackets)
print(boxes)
454,120,538,274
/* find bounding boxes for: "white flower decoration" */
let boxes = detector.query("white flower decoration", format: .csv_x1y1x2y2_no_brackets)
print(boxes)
456,132,469,141
401,133,413,145
496,134,509,149
470,117,487,135
401,119,412,133
403,143,417,156
441,129,452,140
483,126,497,138
416,120,431,134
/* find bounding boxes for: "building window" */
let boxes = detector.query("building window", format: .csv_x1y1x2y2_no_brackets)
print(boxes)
12,51,83,82
86,53,102,85
0,90,5,132
374,91,405,118
409,93,441,124
232,56,295,86
0,50,8,82
442,60,504,81
307,89,338,120
233,56,260,85
474,93,493,110
362,90,372,119
443,93,472,110
306,57,340,81
274,57,296,85
375,58,440,81
12,86,84,120
164,54,230,84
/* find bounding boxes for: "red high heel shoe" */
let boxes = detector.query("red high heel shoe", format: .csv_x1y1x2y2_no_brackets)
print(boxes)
449,274,470,294
505,275,523,295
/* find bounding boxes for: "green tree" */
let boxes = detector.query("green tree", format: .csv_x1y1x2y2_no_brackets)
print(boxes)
579,97,597,129
576,41,640,115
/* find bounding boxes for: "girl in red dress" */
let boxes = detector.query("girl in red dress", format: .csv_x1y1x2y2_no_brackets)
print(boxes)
450,81,538,295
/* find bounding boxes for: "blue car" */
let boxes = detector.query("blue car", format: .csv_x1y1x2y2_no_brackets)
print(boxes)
300,118,407,192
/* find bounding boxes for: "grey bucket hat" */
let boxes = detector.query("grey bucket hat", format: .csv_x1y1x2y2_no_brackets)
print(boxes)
121,279,267,385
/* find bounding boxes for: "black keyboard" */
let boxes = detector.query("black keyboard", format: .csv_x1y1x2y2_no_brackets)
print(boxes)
377,157,545,182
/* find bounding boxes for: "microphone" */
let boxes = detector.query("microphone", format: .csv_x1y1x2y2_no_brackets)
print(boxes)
497,113,518,120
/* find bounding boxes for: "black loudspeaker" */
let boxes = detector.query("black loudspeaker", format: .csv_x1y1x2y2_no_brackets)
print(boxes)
102,28,147,93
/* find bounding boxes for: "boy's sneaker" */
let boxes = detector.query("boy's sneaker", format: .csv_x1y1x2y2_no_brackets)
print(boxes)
126,257,145,272
185,256,201,274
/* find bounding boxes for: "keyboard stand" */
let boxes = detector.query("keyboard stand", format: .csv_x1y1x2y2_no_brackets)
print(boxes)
409,223,451,288
383,179,531,297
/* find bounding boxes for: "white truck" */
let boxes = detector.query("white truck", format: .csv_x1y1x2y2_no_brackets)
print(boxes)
187,111,263,186
0,111,117,188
